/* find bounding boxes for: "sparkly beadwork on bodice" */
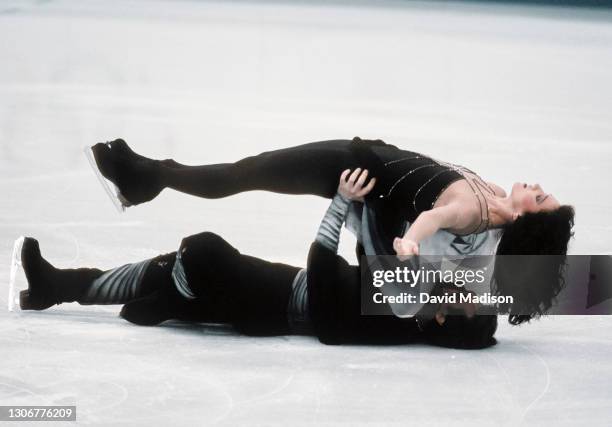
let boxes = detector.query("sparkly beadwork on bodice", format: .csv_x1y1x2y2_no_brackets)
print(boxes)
376,153,496,235
348,137,496,254
444,163,497,235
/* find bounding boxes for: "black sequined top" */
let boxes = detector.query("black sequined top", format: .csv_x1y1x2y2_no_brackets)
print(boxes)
349,137,469,254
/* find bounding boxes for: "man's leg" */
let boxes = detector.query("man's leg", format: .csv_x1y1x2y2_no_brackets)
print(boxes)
122,231,302,334
19,237,176,310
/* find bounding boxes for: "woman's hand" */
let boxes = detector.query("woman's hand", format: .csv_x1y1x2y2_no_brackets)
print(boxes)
338,168,376,202
393,237,419,259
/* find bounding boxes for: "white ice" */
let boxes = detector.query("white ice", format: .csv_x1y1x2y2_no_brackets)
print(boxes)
1,0,611,425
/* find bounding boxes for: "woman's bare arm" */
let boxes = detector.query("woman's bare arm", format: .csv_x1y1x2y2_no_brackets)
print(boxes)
394,201,478,256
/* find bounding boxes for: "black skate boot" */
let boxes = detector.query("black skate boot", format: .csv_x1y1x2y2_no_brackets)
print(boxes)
118,253,205,326
85,139,164,211
19,237,103,310
119,282,203,326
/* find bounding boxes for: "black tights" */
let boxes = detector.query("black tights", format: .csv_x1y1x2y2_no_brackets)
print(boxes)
159,139,362,200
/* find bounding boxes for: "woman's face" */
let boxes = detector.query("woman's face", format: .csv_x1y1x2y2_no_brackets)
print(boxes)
510,182,560,214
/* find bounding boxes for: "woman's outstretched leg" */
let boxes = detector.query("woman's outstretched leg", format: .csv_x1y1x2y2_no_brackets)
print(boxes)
89,138,361,208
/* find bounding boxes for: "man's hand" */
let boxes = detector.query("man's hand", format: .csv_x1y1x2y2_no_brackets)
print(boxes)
393,237,419,259
338,168,376,202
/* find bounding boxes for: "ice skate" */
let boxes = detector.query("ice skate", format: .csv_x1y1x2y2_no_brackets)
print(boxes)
119,290,176,326
16,237,102,311
17,237,64,310
119,283,201,326
8,236,25,311
85,139,163,212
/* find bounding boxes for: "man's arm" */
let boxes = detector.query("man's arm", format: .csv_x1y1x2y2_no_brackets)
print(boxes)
314,192,351,253
307,168,376,345
315,168,376,253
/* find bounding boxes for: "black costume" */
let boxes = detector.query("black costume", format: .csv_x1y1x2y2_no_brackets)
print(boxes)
158,137,465,220
17,137,499,348
19,191,498,348
92,137,491,255
19,194,419,344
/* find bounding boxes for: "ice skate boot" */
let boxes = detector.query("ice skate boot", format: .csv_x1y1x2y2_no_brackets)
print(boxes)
119,285,200,326
15,237,102,311
119,252,204,325
85,139,163,212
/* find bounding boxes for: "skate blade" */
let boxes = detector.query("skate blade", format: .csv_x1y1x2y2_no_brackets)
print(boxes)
8,236,25,312
84,145,126,213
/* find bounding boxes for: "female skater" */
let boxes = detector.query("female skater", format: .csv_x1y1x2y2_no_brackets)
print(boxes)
87,137,575,324
16,170,498,349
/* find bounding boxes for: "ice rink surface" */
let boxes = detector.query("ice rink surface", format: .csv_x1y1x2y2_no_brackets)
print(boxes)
1,0,612,425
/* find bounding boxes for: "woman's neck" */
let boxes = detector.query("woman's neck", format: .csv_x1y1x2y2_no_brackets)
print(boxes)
484,193,514,229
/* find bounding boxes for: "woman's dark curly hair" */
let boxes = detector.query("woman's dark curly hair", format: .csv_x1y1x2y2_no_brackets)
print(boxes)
492,205,575,325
